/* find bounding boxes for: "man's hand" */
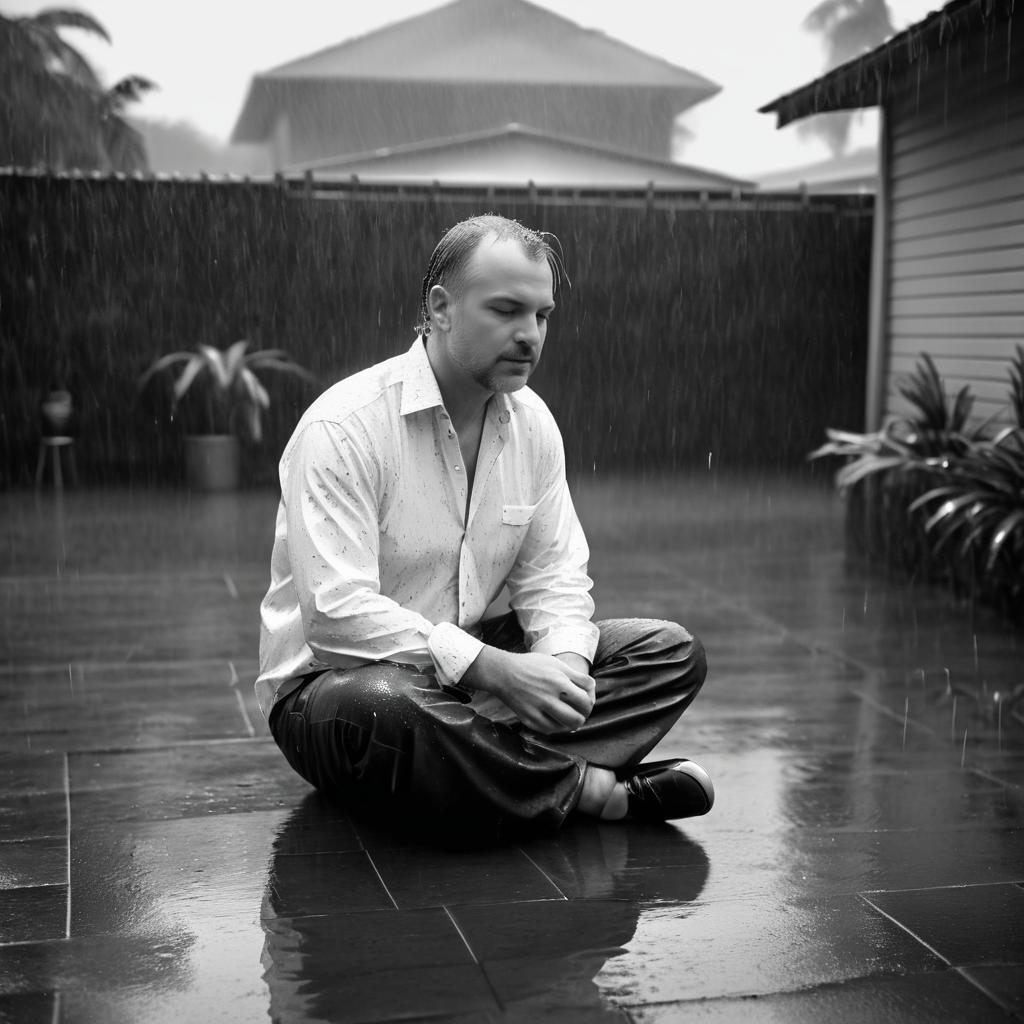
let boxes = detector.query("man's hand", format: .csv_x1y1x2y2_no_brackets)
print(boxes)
462,646,595,734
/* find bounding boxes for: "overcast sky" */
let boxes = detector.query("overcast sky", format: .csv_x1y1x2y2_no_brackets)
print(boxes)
3,0,937,175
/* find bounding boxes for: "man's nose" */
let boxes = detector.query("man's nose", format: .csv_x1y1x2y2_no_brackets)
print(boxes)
515,316,542,349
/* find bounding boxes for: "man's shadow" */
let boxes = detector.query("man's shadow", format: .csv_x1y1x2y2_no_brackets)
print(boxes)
260,794,709,1021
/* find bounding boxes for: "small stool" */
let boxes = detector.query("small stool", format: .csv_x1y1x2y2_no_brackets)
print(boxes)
35,435,78,491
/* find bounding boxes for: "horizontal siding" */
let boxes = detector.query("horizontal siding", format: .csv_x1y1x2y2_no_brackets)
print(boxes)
890,352,1020,385
893,172,1024,223
889,335,1024,360
890,246,1024,279
889,314,1024,336
889,143,1024,201
882,18,1024,429
892,224,1024,261
891,111,1024,183
890,193,1024,243
886,391,1013,428
892,293,1024,316
890,270,1024,297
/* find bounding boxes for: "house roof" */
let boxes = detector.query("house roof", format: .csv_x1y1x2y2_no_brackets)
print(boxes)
290,122,752,190
759,0,1016,128
266,0,719,87
233,0,719,142
756,146,877,193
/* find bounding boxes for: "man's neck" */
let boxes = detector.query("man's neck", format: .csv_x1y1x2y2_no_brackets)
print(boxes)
424,334,491,432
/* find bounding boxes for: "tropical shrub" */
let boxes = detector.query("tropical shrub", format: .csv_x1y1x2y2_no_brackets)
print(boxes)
813,351,1024,619
139,340,314,442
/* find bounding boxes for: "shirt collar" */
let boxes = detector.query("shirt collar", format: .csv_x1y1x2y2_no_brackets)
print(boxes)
399,336,445,416
399,335,517,422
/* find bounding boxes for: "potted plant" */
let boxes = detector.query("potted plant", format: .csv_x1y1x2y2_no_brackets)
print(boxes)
139,339,314,491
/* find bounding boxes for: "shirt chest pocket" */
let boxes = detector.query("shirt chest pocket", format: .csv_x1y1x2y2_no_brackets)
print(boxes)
491,503,539,573
501,503,538,528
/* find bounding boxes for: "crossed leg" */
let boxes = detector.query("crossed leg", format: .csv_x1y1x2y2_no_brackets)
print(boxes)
269,616,706,842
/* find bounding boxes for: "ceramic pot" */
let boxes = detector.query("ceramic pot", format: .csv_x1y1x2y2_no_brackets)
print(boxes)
184,435,240,491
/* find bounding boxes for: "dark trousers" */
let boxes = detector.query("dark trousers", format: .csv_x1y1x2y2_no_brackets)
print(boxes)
269,614,707,842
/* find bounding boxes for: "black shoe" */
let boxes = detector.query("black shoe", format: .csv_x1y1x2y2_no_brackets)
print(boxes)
620,759,714,821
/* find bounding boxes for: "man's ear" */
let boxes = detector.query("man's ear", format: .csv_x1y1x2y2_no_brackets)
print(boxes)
428,285,453,333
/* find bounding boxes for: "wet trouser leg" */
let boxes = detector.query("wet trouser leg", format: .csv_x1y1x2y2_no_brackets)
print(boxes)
269,615,707,841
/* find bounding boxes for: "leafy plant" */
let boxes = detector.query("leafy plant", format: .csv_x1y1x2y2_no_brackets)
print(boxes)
813,350,1024,619
1009,344,1024,429
0,8,155,171
809,353,980,487
909,428,1024,608
139,340,314,442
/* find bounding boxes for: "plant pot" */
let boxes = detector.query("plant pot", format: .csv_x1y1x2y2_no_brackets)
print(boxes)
184,435,240,492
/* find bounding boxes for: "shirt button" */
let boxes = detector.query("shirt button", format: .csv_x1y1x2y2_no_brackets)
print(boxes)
454,465,462,472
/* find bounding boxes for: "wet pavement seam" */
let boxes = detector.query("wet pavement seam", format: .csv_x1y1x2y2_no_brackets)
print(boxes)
951,965,1023,1019
517,848,569,900
362,850,400,911
858,892,952,964
62,752,70,940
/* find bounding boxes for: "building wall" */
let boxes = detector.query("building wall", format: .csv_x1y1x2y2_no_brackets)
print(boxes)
884,13,1024,426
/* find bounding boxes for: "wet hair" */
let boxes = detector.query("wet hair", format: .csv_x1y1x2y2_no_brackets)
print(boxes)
418,214,567,335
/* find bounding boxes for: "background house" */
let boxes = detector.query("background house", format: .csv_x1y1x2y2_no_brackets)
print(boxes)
756,147,877,195
761,0,1022,431
230,0,745,189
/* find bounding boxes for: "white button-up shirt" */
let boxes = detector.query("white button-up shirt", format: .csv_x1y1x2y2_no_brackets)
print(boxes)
256,337,599,716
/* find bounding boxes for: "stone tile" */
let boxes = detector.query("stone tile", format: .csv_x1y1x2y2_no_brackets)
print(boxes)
0,837,65,889
0,681,251,752
261,963,498,1024
359,830,563,910
522,818,712,903
593,895,944,1004
0,792,65,842
485,954,633,1020
962,964,1024,1017
16,922,269,1023
0,991,56,1024
627,970,1015,1023
263,907,472,977
67,741,310,823
265,852,395,919
452,899,638,962
0,885,65,943
70,807,380,937
0,753,64,795
865,884,1024,966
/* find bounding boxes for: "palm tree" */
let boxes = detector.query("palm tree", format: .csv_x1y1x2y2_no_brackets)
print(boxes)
801,0,896,155
0,7,155,172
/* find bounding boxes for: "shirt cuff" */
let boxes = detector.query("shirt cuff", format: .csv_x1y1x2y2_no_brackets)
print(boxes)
427,621,485,688
530,626,599,665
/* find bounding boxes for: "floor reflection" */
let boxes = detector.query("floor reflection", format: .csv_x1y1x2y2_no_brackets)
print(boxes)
259,796,709,1022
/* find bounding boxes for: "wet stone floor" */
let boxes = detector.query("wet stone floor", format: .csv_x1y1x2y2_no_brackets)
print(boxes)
1,473,1023,1023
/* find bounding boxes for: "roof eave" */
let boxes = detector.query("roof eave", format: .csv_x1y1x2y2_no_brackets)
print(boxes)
759,0,1016,128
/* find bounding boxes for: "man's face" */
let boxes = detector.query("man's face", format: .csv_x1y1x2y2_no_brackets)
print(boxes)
434,236,555,396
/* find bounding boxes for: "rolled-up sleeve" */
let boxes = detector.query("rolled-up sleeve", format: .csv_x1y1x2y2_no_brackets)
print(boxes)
506,429,599,664
285,420,482,681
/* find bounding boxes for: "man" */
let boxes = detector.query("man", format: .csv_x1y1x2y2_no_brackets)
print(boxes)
257,214,712,842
